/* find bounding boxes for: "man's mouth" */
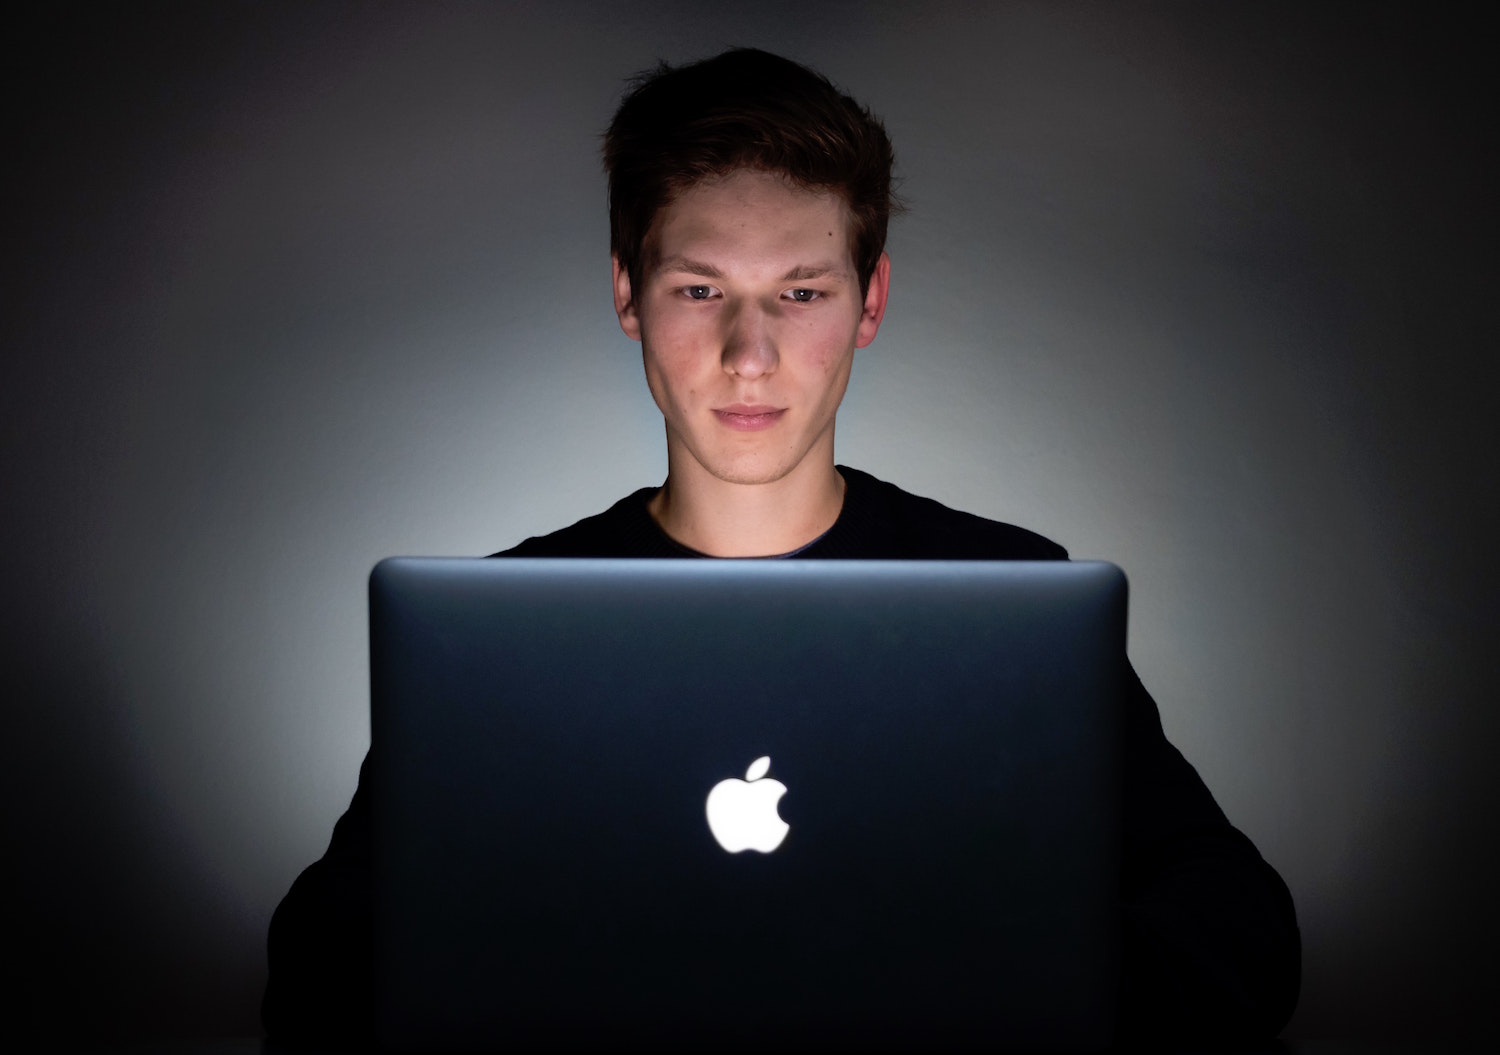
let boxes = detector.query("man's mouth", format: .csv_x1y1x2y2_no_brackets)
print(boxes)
714,405,785,431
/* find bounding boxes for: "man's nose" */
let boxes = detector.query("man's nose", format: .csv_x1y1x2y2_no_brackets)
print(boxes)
720,302,779,380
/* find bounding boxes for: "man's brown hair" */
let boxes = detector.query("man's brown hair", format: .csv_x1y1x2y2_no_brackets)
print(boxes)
604,48,901,298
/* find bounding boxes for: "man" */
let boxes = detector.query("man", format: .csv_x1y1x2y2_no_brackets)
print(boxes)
264,48,1299,1046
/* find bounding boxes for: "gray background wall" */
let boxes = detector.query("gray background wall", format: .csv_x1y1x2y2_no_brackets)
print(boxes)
4,1,1494,1044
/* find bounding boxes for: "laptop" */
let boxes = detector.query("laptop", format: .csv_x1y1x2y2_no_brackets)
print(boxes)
369,558,1127,1051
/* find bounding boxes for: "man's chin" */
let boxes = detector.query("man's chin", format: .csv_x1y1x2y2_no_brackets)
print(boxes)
706,465,796,487
696,450,805,488
671,431,833,488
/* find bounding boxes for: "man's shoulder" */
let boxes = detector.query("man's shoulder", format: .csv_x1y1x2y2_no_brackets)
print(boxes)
836,466,1068,561
490,486,665,558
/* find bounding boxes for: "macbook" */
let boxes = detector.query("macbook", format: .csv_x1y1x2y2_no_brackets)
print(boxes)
369,558,1127,1050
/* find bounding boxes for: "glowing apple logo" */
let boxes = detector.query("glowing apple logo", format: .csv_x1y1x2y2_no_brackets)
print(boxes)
705,755,790,853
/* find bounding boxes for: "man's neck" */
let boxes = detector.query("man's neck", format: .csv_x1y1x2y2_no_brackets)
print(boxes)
647,459,846,558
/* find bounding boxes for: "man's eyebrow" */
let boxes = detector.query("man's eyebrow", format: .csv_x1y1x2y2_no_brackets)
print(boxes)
655,256,724,279
780,263,847,282
654,257,850,283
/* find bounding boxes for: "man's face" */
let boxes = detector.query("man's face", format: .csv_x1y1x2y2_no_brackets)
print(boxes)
613,168,889,487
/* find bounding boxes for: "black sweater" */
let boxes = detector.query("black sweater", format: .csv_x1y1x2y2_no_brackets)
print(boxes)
263,466,1300,1046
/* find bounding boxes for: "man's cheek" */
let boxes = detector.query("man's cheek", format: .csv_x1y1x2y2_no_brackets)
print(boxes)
808,332,853,374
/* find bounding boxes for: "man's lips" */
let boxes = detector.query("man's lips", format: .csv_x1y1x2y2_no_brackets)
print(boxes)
713,404,785,431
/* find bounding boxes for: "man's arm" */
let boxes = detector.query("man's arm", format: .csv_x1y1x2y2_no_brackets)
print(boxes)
262,754,376,1046
1116,664,1302,1043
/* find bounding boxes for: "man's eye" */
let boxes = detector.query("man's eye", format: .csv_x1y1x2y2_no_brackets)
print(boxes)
684,285,715,300
787,288,821,303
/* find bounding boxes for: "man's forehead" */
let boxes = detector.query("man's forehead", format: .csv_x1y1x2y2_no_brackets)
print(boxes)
646,170,856,273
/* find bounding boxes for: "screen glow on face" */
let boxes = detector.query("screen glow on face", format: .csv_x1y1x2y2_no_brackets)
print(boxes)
617,169,885,490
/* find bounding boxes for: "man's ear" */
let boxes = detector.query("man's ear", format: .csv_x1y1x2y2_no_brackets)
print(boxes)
612,255,642,342
854,252,891,349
